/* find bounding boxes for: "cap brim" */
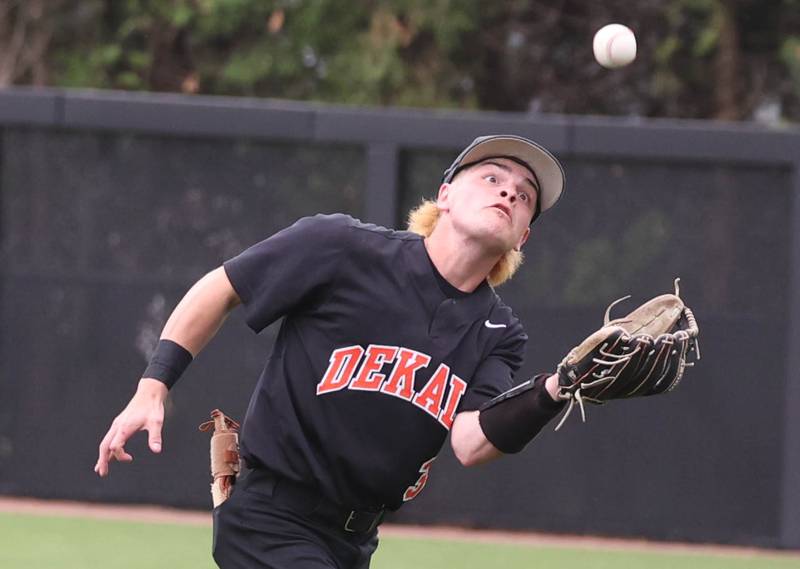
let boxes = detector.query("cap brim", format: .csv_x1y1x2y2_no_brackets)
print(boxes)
456,136,565,212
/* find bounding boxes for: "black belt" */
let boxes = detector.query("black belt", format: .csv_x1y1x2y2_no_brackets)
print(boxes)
241,468,385,535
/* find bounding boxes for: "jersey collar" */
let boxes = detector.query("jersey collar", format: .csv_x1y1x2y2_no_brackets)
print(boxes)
405,238,496,322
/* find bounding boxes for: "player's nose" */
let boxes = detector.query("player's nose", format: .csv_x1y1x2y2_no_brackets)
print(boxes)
499,189,517,204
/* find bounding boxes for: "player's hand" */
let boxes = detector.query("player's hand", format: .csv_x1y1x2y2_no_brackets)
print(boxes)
94,378,168,477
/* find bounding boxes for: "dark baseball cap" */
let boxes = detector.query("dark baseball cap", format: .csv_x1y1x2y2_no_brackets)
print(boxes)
442,134,566,214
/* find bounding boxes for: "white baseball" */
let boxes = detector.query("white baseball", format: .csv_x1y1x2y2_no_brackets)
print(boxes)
593,24,637,69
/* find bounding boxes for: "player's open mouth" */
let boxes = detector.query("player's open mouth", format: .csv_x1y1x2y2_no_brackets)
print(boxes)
490,204,512,220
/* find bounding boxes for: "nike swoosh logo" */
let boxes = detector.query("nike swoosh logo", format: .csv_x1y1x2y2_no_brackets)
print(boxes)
484,320,507,329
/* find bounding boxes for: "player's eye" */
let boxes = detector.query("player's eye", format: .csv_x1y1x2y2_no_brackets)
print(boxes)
484,174,498,184
519,192,529,203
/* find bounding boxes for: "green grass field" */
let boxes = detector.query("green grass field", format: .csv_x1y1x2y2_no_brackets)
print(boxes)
1,512,797,569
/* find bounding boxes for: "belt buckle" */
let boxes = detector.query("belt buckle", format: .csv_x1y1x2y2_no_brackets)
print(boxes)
343,509,384,533
344,510,359,533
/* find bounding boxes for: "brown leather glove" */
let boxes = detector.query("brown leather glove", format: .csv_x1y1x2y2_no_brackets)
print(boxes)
555,278,701,430
199,409,241,508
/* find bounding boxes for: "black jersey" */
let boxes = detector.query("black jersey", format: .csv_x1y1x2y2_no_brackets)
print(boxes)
223,214,527,510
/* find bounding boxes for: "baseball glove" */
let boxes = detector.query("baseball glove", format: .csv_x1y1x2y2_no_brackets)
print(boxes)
199,409,241,508
554,278,700,431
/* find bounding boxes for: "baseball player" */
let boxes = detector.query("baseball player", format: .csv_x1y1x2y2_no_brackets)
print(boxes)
95,135,568,569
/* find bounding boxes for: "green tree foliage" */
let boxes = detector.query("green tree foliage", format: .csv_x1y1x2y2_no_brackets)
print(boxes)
1,0,798,121
36,0,483,107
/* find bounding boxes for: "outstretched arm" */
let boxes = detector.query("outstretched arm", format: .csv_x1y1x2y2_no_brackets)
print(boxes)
94,266,241,477
450,374,560,467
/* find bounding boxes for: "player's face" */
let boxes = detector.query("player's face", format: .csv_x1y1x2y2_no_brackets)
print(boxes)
438,158,537,252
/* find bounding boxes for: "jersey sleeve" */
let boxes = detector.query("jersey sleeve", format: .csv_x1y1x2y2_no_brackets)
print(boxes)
458,317,527,412
223,213,351,333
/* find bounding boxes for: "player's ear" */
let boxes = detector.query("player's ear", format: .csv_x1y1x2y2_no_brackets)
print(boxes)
436,183,451,212
514,227,531,251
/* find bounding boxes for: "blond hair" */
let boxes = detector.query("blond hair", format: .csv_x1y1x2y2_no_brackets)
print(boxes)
406,200,523,287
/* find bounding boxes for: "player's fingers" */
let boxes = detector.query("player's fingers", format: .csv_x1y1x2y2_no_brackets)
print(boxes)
112,447,134,463
146,417,163,453
108,426,135,464
95,425,117,477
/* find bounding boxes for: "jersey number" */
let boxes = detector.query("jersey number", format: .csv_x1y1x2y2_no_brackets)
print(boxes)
403,457,436,502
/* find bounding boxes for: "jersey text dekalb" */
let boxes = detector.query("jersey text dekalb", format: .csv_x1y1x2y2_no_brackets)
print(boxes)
316,345,467,430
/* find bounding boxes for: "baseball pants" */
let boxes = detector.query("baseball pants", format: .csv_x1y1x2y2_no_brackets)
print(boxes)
213,469,380,569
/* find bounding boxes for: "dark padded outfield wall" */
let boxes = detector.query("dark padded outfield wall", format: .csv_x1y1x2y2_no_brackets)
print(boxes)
0,127,365,508
0,88,798,549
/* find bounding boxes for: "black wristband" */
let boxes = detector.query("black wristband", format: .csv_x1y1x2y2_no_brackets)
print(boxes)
143,339,194,390
478,374,565,454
